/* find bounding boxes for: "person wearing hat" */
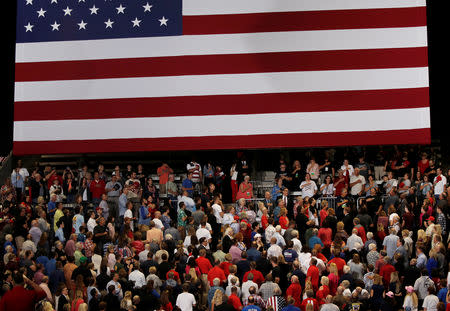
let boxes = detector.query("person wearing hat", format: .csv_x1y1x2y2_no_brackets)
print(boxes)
403,286,419,311
425,216,436,237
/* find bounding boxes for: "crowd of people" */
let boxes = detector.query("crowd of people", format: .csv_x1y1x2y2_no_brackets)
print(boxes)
0,146,449,311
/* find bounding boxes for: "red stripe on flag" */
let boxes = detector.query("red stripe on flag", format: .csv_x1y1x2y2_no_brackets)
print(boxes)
14,88,429,121
14,47,428,82
13,128,431,155
183,7,427,35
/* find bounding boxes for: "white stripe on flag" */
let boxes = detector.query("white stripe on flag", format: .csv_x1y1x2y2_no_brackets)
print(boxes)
15,27,428,63
13,108,431,141
183,0,426,15
14,67,429,102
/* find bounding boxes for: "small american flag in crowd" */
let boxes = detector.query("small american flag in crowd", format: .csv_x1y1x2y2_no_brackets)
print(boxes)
14,0,430,155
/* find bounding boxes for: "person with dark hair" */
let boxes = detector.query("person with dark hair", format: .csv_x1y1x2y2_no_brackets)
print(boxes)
0,272,46,311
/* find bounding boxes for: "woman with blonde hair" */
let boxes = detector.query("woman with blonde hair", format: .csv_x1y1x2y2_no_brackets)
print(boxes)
210,289,225,311
70,290,85,311
278,207,289,230
302,280,313,300
42,301,55,311
120,291,133,310
328,262,339,296
403,286,419,311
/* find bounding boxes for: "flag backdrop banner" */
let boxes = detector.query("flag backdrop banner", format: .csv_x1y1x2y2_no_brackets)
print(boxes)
14,0,430,155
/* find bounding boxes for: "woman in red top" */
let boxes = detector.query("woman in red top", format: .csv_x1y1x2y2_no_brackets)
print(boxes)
261,207,269,230
417,153,430,175
319,201,329,227
328,263,339,296
160,290,173,311
236,176,253,200
316,276,330,305
278,208,289,230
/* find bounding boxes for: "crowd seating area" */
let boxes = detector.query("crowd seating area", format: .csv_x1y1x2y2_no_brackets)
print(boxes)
0,145,449,311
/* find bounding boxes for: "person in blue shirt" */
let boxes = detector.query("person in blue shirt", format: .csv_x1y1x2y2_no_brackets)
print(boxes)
281,297,300,311
47,195,57,222
181,172,194,197
55,220,65,242
139,197,151,227
242,296,262,311
72,206,85,234
308,228,324,250
283,241,298,263
437,276,448,308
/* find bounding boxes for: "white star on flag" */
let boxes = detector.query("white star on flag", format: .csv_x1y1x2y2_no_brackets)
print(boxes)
50,0,57,3
158,16,168,26
63,6,72,16
131,17,141,27
37,8,46,17
143,3,152,12
89,5,99,15
77,20,87,30
50,21,60,31
24,22,34,32
26,0,33,5
116,4,126,14
105,18,114,28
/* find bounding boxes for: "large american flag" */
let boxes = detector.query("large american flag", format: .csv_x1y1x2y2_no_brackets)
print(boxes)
14,0,430,155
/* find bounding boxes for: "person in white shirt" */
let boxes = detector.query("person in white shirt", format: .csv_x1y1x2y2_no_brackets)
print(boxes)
267,237,283,259
265,222,276,244
211,196,224,225
241,274,258,301
196,221,212,247
290,230,303,256
349,168,366,197
128,262,146,289
176,284,197,311
299,173,318,198
106,273,123,300
178,191,196,213
124,202,134,231
341,159,354,178
87,211,97,233
433,168,447,197
422,286,439,311
152,211,164,230
347,229,363,251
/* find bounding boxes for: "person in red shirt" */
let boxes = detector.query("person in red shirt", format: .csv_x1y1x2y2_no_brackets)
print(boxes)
196,249,213,275
0,272,46,311
317,226,332,250
278,208,289,230
90,172,106,205
353,218,367,244
307,258,320,292
228,286,243,310
379,257,396,288
327,249,346,277
286,275,302,307
220,254,233,277
300,290,319,311
243,262,265,286
315,276,330,305
207,260,226,286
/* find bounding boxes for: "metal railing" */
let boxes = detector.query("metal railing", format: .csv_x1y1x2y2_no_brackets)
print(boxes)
316,196,337,210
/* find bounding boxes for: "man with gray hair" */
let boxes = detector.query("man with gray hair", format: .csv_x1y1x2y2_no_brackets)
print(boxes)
242,273,258,301
320,295,340,311
366,243,380,267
